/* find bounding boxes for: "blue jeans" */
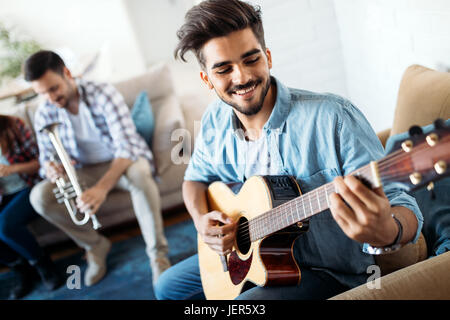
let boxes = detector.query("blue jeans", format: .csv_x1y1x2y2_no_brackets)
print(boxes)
154,254,349,300
0,188,44,264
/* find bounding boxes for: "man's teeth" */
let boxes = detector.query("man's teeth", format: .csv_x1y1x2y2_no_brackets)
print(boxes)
235,85,256,95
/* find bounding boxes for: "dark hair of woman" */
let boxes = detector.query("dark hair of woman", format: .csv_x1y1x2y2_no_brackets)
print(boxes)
0,115,21,153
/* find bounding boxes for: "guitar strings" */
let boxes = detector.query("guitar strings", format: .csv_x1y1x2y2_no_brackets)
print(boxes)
248,134,449,228
232,136,449,244
375,134,449,170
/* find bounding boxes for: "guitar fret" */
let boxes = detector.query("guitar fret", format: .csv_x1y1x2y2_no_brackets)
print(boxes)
286,205,290,226
317,189,321,211
258,217,262,240
289,202,294,226
325,185,330,207
263,212,268,237
277,207,280,231
293,202,297,224
309,194,313,213
302,196,306,219
275,207,279,231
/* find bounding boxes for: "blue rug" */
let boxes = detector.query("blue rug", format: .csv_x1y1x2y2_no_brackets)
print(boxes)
0,220,197,300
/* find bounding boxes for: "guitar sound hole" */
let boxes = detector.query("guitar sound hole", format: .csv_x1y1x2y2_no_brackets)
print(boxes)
236,217,251,255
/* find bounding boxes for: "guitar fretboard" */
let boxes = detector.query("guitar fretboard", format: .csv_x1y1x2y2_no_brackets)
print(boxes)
247,164,375,241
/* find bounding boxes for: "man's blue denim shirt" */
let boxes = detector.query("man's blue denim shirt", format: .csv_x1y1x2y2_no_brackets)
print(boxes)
185,77,423,288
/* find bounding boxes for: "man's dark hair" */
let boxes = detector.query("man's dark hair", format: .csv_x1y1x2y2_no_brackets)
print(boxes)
24,50,66,81
174,0,265,68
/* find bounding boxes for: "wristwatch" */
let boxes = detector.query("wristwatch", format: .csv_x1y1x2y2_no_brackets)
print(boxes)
365,214,403,255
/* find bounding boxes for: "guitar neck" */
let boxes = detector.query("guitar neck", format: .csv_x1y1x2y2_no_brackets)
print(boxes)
244,121,450,242
248,163,377,242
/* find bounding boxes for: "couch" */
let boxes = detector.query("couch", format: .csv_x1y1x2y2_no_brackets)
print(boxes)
4,62,213,246
331,64,450,299
4,62,449,298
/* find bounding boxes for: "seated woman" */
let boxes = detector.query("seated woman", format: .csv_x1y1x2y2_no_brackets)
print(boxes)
0,115,63,299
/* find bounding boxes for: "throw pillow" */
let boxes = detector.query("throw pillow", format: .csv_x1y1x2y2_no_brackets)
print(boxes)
131,91,155,148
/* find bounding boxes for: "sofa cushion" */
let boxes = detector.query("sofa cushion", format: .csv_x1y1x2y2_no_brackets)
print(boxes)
151,94,186,175
392,64,450,136
114,63,186,176
131,91,155,148
113,63,175,108
374,233,428,276
330,251,450,300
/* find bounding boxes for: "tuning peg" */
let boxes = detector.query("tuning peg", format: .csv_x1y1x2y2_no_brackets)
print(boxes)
434,118,446,130
426,133,438,146
401,140,413,152
408,125,423,136
409,172,422,185
434,160,447,175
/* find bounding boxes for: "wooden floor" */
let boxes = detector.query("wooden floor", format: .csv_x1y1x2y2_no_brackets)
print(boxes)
0,209,191,273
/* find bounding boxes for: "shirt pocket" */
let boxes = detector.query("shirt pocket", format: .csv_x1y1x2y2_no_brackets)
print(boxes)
296,168,339,221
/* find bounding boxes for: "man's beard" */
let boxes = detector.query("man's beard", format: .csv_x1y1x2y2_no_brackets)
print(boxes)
55,96,68,108
56,80,76,109
217,76,271,116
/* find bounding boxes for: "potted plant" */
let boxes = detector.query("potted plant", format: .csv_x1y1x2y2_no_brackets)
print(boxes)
0,22,41,85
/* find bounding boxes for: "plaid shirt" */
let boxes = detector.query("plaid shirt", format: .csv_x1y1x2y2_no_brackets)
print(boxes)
3,117,41,186
34,78,154,178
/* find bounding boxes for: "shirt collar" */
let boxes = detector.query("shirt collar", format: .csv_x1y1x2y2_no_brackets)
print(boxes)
263,76,291,133
75,77,88,106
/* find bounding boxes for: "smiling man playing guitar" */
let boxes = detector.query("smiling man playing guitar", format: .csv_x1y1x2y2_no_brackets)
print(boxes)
154,0,424,300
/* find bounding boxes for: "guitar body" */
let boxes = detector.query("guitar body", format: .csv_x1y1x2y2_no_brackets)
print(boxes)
199,175,308,300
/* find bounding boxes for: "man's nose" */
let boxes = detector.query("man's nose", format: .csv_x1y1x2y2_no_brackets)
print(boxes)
232,65,251,86
47,92,57,103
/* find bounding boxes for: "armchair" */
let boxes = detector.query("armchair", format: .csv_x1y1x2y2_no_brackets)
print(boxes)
331,64,450,299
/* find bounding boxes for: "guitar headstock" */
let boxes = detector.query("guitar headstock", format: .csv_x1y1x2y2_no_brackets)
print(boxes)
379,119,450,193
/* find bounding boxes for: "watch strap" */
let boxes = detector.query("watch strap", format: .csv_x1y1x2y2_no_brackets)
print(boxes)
388,213,403,246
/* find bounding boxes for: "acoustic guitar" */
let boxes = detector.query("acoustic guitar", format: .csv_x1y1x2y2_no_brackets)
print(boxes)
198,120,450,300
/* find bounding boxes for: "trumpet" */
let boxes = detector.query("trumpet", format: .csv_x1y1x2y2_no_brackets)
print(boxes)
40,122,101,230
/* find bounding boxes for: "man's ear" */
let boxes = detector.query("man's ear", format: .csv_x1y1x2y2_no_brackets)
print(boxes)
265,48,273,70
200,71,214,90
63,66,73,79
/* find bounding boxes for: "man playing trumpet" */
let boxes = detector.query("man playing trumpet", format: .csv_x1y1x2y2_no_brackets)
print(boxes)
25,50,170,287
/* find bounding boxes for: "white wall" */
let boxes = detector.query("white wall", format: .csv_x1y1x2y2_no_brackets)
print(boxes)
2,0,448,131
124,0,348,107
0,0,146,82
242,0,349,97
124,0,189,66
334,0,450,132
